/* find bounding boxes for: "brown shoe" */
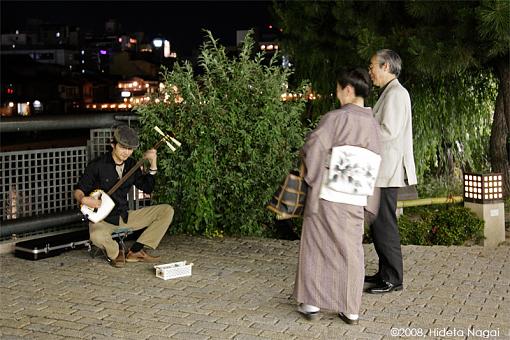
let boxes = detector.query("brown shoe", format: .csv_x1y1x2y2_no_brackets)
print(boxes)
110,250,125,268
126,249,160,263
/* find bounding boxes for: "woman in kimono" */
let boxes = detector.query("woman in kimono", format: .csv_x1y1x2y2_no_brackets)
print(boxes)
294,68,381,324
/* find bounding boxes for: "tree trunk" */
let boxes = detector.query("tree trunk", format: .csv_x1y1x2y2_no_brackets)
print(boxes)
489,58,510,196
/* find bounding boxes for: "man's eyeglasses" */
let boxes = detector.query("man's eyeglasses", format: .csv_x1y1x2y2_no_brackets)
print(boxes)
369,62,385,71
368,63,379,71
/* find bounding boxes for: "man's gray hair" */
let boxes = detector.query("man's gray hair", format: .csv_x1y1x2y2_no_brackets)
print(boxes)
375,49,402,77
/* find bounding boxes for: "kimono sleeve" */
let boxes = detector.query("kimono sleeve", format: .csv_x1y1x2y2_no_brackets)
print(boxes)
302,113,337,187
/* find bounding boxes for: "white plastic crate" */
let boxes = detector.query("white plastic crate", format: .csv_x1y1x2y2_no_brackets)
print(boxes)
154,261,193,280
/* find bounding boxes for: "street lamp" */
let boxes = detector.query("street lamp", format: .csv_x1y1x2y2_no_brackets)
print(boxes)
463,172,504,203
463,172,505,247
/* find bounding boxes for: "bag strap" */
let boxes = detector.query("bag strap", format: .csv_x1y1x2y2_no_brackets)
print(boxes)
299,162,305,177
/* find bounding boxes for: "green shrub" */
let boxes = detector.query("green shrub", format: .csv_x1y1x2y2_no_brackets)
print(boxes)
398,209,435,245
365,204,485,246
136,30,309,237
429,205,484,246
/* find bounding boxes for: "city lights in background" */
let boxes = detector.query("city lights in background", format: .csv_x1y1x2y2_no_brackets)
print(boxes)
281,91,318,102
17,102,30,116
152,38,163,48
164,40,171,58
1,13,276,116
260,44,279,51
0,99,45,116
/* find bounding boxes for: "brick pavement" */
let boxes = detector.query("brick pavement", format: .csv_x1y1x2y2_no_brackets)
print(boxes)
0,235,508,339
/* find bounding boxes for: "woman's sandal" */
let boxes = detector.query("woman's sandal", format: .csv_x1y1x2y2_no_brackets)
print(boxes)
298,309,319,321
297,305,320,321
338,312,359,325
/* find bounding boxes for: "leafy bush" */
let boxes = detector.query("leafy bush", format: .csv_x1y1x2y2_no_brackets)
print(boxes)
398,209,435,245
397,204,484,246
136,31,309,237
364,204,484,245
429,205,485,245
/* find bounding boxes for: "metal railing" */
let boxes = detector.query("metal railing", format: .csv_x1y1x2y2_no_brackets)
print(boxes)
1,147,87,221
0,113,145,241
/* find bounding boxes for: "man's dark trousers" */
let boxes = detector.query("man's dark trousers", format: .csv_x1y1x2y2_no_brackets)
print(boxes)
370,187,403,285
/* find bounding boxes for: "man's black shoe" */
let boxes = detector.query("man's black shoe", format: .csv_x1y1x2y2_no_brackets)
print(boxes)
366,281,403,294
364,274,382,284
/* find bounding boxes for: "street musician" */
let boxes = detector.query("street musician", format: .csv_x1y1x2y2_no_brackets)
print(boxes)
74,125,174,267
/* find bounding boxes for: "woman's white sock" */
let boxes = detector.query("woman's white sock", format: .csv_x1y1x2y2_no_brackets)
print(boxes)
345,313,359,320
299,304,320,313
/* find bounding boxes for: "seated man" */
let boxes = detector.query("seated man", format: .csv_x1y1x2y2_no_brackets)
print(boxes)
74,125,173,267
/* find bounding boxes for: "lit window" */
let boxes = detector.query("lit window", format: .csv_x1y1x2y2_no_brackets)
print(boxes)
153,38,163,48
164,40,171,58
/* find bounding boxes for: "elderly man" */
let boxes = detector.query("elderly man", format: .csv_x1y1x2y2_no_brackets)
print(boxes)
366,49,417,293
74,125,174,267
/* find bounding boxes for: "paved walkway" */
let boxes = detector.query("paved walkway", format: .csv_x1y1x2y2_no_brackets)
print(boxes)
0,235,509,339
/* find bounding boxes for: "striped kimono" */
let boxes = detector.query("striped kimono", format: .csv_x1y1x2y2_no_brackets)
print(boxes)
293,103,381,314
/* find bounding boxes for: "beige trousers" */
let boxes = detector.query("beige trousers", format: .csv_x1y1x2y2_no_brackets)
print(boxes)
89,204,174,260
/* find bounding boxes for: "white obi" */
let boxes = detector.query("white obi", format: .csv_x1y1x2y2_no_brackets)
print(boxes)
320,145,381,206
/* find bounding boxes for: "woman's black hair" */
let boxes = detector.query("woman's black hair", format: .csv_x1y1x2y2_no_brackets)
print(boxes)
336,68,371,99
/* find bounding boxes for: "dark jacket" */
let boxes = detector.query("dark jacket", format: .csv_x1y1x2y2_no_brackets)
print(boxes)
76,152,155,225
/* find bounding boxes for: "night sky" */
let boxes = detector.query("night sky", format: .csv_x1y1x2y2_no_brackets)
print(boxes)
1,1,275,58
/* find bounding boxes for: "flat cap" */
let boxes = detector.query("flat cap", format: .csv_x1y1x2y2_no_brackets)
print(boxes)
113,125,139,149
